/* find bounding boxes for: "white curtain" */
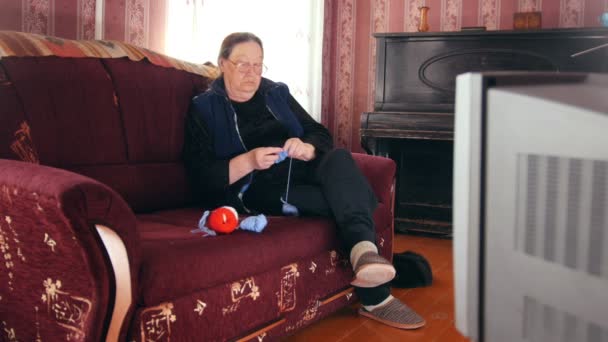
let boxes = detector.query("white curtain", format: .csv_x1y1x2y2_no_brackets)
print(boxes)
165,0,324,121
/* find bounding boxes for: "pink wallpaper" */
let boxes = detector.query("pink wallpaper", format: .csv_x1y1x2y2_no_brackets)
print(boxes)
0,0,166,50
0,0,95,39
103,0,166,52
322,0,607,151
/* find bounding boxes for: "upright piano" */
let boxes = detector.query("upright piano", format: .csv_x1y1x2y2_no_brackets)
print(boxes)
361,28,608,235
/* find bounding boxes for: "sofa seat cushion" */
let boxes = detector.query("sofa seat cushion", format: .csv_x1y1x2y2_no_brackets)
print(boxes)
137,207,343,305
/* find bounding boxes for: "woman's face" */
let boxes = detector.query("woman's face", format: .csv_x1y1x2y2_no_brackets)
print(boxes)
220,41,264,102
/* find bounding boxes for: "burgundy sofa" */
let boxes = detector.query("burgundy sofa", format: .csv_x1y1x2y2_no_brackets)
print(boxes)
0,32,396,341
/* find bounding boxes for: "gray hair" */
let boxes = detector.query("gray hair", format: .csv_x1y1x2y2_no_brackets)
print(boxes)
217,32,264,65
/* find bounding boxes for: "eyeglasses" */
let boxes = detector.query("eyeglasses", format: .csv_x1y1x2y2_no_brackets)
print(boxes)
226,60,267,74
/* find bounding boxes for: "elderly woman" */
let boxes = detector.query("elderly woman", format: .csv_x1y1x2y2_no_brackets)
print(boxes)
183,32,425,330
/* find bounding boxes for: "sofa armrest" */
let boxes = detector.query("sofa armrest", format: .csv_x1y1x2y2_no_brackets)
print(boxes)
0,159,140,341
352,152,396,206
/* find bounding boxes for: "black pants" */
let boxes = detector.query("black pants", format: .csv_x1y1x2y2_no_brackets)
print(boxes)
243,148,390,305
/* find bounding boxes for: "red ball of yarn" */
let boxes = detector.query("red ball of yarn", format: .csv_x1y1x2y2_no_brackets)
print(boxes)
207,206,239,234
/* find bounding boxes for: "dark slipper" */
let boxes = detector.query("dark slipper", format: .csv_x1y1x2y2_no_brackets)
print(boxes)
359,297,426,330
351,251,396,288
391,250,433,288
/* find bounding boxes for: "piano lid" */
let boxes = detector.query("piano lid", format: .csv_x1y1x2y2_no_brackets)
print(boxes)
373,28,608,113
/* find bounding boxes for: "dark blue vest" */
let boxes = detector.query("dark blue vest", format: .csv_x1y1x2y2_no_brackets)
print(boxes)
191,77,304,159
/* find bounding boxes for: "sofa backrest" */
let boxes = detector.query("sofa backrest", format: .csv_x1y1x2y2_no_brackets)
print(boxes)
0,35,215,212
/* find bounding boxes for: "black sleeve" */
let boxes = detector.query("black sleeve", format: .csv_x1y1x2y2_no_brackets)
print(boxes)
182,104,231,199
288,95,334,156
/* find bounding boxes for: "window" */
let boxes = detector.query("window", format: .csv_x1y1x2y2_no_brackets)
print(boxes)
166,0,324,120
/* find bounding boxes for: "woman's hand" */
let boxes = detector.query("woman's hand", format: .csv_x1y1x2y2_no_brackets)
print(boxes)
229,147,282,184
248,147,284,170
283,138,316,161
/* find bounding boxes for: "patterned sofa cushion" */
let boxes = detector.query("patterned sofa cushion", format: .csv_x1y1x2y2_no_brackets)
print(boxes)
0,64,31,162
135,207,344,305
0,56,213,212
1,56,127,166
128,246,357,341
0,31,217,212
91,58,211,211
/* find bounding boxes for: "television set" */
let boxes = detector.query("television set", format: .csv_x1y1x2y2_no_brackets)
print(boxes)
453,72,608,342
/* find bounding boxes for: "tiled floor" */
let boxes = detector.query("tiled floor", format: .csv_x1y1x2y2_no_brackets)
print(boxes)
286,233,470,341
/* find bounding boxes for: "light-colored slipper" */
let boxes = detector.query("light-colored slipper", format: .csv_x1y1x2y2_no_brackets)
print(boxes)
359,297,426,330
351,251,396,288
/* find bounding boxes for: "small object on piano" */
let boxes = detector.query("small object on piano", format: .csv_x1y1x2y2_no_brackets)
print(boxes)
600,12,608,27
461,26,486,31
418,6,430,32
513,11,542,30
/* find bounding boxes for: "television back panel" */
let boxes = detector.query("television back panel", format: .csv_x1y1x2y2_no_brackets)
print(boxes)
484,78,608,342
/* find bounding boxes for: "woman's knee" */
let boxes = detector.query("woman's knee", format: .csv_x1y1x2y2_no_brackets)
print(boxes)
315,148,357,181
326,148,351,159
320,148,354,167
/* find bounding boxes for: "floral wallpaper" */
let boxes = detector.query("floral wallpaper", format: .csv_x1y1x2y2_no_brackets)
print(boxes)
104,0,165,52
0,0,166,52
22,0,55,36
321,0,607,151
7,0,96,39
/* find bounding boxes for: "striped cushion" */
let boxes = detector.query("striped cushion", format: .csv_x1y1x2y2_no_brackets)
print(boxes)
0,30,219,79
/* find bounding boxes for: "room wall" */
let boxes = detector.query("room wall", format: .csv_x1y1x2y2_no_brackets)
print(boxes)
0,0,96,39
321,0,608,151
0,0,166,52
103,0,166,53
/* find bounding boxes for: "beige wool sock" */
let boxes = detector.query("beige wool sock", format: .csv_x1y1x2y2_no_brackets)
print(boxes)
350,240,378,268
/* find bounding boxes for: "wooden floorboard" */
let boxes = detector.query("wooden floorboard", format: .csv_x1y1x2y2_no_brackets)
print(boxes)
286,233,470,341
